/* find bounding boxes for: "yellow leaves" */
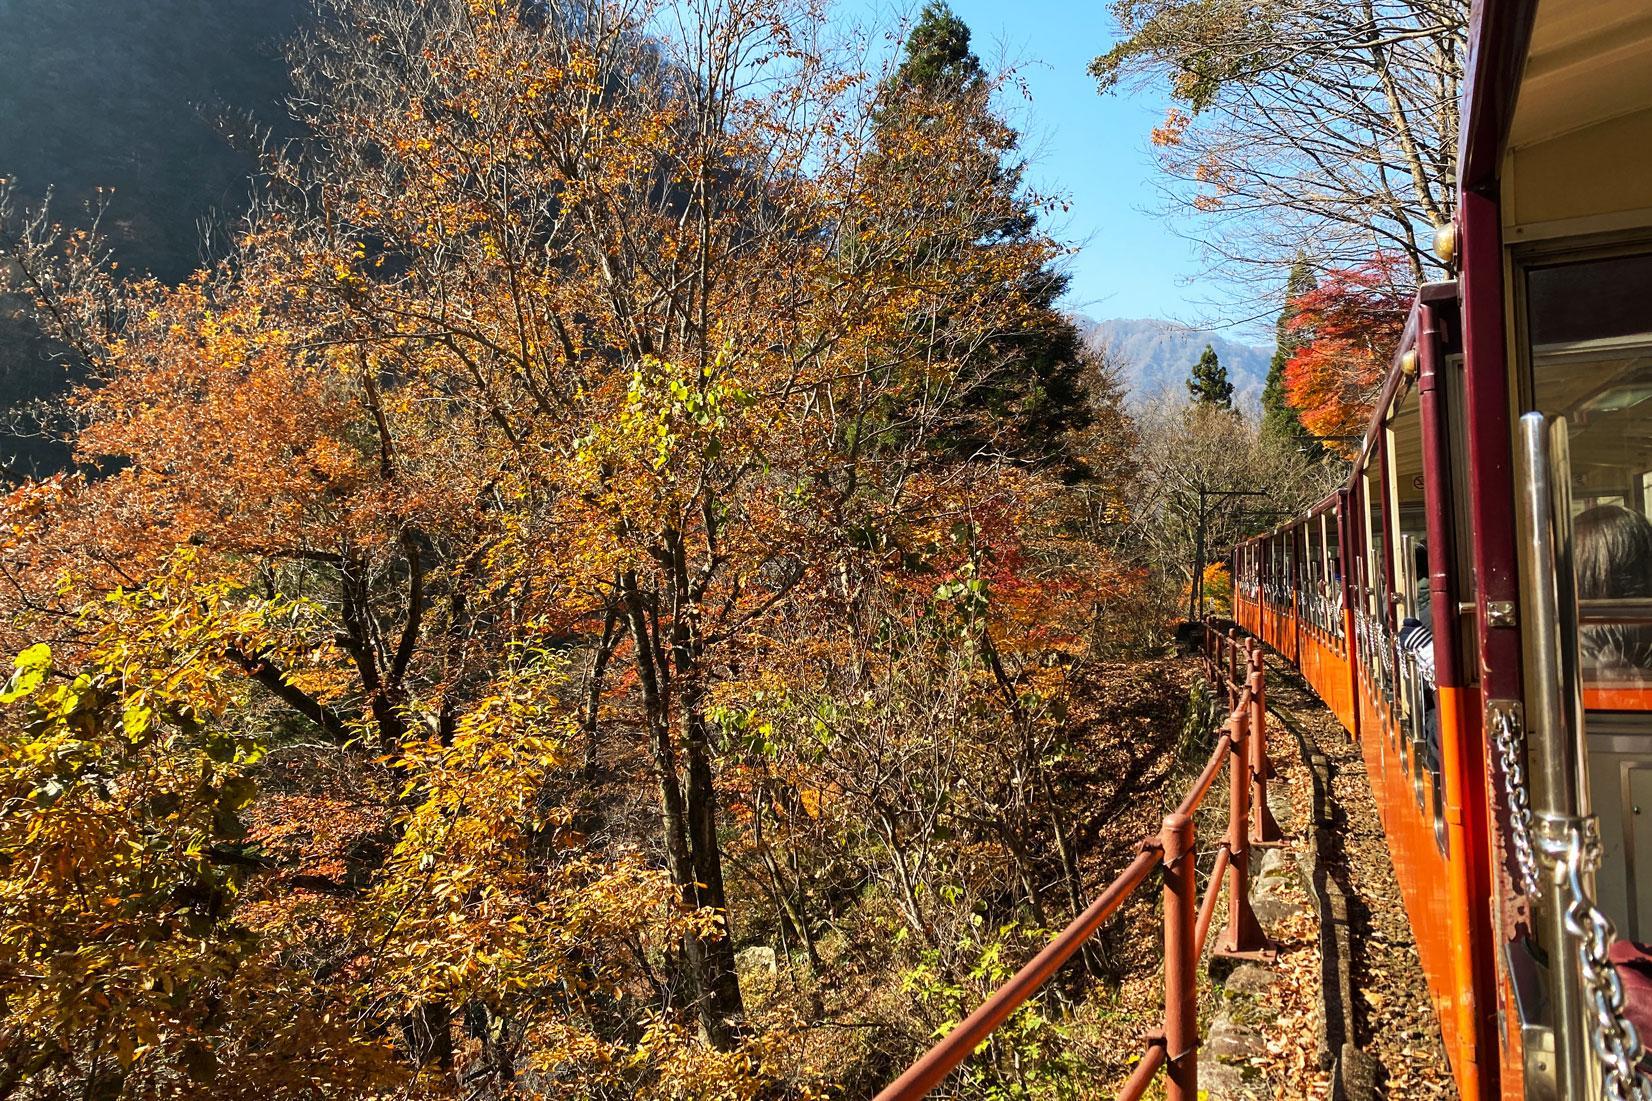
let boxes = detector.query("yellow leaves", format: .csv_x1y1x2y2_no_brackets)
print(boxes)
0,642,50,703
121,696,154,739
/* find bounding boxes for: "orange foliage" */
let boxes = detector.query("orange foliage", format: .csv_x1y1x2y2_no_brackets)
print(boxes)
1282,255,1410,448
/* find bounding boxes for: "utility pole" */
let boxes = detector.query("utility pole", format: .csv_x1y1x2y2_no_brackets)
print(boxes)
1188,486,1267,622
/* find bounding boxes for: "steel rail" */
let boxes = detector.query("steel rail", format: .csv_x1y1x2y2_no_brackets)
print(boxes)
1176,720,1237,819
1115,1040,1168,1101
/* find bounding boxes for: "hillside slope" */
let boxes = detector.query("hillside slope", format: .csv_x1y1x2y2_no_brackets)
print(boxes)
0,0,307,471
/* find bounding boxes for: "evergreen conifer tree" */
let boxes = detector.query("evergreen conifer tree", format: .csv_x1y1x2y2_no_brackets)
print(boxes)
1261,257,1319,455
891,1,982,93
1187,343,1234,409
870,1,1091,468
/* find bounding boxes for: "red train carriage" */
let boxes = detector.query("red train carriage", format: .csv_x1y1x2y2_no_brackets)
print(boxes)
1235,1,1652,1095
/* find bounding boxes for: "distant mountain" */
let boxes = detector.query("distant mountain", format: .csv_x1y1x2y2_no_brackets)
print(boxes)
1075,317,1273,411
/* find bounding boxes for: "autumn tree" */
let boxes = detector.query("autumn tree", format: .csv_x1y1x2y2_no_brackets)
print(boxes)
0,0,1118,1091
1283,255,1411,445
1092,0,1466,294
0,574,403,1100
1186,343,1232,409
1127,400,1326,621
1261,256,1319,455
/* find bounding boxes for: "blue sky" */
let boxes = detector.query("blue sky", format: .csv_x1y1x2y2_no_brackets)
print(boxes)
836,0,1210,325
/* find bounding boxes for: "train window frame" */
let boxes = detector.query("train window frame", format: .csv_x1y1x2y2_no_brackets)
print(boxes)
1513,232,1652,717
1359,457,1392,718
1363,444,1395,712
1443,350,1477,687
1383,398,1419,803
1326,506,1345,647
1306,515,1321,634
1386,398,1412,770
1512,233,1652,937
1316,510,1334,640
1386,379,1446,828
1284,528,1297,613
1289,527,1301,625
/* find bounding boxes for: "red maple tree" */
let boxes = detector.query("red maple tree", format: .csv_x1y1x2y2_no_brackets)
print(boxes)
1282,255,1410,446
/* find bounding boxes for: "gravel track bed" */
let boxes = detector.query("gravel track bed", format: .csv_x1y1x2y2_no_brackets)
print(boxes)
1260,655,1456,1099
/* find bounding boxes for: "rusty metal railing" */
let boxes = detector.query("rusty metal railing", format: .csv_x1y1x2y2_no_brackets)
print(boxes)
874,626,1277,1101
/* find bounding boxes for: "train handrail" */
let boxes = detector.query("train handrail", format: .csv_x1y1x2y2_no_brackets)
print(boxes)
874,626,1276,1101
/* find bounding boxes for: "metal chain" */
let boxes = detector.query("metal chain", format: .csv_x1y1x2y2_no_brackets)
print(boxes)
1490,705,1542,898
1545,817,1652,1100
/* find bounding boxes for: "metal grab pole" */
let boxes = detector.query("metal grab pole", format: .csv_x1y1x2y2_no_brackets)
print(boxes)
1161,813,1198,1101
1219,709,1268,956
1515,412,1591,1099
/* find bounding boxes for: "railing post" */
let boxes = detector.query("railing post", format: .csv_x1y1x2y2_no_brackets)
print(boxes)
1227,629,1240,704
1247,647,1284,845
1218,712,1269,958
1161,812,1197,1101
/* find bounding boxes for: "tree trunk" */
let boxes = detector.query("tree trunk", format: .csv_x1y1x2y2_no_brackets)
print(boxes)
679,676,746,1032
581,604,621,780
620,574,743,1048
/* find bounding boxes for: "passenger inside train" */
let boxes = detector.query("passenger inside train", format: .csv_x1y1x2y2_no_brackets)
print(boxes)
1575,503,1652,677
1397,544,1438,773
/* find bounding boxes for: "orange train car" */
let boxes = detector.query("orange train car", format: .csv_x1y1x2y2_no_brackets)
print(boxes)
1232,0,1652,1096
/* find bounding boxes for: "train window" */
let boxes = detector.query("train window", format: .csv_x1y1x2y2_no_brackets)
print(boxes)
1262,539,1271,604
1362,458,1393,706
1521,243,1652,936
1283,529,1297,609
1388,387,1444,829
1524,249,1652,699
1324,511,1344,643
1444,352,1477,683
1272,536,1284,606
1361,459,1387,704
1274,532,1285,609
1288,526,1298,614
1304,519,1320,631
